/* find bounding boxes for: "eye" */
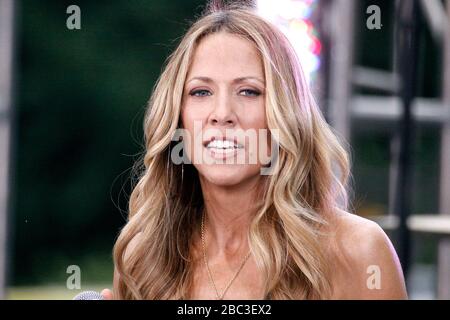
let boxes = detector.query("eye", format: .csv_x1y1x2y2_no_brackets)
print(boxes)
239,89,261,97
189,89,212,97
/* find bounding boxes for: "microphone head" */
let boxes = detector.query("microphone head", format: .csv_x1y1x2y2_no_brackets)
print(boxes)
73,290,104,300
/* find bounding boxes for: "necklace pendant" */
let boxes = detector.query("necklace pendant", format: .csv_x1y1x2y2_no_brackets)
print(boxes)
201,210,251,301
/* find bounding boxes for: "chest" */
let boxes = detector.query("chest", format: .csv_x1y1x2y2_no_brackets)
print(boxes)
188,257,265,300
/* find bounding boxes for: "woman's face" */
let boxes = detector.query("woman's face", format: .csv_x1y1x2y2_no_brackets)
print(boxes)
181,32,269,187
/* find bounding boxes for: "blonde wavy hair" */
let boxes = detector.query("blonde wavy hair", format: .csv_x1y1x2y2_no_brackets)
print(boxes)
113,0,352,300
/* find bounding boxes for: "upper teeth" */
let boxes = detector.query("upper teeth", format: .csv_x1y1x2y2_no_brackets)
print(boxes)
207,140,242,149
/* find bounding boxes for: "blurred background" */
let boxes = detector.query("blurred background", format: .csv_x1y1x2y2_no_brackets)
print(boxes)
0,0,449,299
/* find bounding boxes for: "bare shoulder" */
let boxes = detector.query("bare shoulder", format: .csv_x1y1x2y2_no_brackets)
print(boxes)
328,209,408,299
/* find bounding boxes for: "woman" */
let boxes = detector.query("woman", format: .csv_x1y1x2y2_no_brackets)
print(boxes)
102,0,408,300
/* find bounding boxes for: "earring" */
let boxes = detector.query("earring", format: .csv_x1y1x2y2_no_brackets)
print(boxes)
166,144,171,180
181,163,184,188
180,138,185,188
167,143,177,198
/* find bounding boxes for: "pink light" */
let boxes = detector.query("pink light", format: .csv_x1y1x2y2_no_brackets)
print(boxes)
257,0,321,84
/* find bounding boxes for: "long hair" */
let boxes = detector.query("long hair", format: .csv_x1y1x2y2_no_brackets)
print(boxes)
113,0,352,299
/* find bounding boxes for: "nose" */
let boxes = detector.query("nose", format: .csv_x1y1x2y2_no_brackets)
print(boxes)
209,91,237,127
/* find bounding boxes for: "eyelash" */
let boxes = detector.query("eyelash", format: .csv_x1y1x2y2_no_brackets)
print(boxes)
189,89,261,97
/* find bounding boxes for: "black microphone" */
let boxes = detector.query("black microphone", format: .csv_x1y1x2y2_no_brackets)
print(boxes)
73,291,104,300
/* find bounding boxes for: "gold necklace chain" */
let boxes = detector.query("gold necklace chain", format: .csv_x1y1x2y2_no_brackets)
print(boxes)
201,210,251,300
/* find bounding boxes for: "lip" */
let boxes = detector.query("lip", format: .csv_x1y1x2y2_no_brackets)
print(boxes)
205,146,242,160
202,136,244,149
202,136,244,161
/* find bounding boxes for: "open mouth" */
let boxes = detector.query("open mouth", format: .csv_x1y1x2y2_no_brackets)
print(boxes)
203,137,244,159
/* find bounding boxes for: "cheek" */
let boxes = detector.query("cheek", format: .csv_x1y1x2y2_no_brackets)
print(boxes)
248,112,270,162
179,112,203,162
239,111,267,131
238,100,266,127
180,107,189,128
181,106,207,128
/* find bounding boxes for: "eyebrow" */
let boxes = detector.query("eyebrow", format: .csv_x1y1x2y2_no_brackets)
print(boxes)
186,76,265,85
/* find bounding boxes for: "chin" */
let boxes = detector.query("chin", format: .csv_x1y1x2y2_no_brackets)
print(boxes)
197,164,259,187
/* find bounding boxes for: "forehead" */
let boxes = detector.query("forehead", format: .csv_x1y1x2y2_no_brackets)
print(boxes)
187,32,264,79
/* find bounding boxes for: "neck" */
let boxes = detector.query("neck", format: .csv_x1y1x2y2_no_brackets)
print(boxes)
199,175,265,258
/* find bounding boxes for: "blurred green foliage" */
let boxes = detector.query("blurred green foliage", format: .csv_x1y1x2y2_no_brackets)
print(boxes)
12,0,204,285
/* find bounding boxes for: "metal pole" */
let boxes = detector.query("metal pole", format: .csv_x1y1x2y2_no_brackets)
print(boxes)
316,0,332,121
437,0,450,300
328,0,355,142
0,0,15,299
393,0,420,283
